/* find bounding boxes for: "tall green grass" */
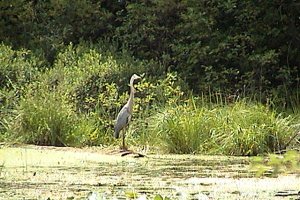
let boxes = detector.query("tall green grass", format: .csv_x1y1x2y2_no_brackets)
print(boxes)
9,88,77,146
148,100,295,155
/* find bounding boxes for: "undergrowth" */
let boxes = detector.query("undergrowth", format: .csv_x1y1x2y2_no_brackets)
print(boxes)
0,42,299,156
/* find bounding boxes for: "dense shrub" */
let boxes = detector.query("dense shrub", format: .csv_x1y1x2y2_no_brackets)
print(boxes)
0,43,41,89
1,1,299,101
0,0,116,61
114,0,184,61
1,41,297,153
0,44,42,137
171,0,300,98
2,41,185,146
3,42,123,146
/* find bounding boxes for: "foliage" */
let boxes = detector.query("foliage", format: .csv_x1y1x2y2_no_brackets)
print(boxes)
251,150,300,177
1,41,184,146
114,0,184,61
1,41,298,155
0,0,115,61
0,44,42,138
2,42,119,145
1,1,299,101
0,0,300,153
0,43,41,89
148,100,295,155
171,1,299,98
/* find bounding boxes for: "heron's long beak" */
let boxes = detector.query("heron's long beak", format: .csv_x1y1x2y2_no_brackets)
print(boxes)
139,73,145,78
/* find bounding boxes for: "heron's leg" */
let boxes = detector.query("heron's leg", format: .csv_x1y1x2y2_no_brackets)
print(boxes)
122,128,125,150
121,127,128,151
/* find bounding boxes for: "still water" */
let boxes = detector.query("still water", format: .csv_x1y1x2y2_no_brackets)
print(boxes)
0,146,299,199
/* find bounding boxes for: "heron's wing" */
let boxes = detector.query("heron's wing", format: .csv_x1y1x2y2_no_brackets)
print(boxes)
114,105,131,134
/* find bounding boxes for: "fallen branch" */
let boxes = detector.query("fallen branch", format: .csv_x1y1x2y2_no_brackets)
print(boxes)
281,131,300,152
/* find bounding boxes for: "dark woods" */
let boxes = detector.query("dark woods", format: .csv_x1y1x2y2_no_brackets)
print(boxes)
0,0,299,103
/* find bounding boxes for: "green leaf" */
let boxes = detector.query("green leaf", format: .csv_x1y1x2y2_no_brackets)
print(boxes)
153,194,163,200
125,190,138,199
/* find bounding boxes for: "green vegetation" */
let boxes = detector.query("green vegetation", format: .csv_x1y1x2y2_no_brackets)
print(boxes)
148,101,295,155
0,1,299,156
251,150,300,177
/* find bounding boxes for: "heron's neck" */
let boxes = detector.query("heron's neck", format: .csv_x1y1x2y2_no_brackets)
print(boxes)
130,78,136,96
127,83,135,110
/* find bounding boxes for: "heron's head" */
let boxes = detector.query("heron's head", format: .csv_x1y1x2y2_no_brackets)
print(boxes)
132,74,141,81
130,74,142,85
129,74,142,93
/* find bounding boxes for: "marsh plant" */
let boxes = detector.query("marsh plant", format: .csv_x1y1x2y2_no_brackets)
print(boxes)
9,87,79,146
251,150,300,177
148,100,295,155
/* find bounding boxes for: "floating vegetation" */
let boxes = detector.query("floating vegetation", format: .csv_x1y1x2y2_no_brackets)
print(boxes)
0,146,299,199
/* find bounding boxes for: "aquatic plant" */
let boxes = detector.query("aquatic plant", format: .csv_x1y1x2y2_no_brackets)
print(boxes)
148,100,295,155
251,150,300,177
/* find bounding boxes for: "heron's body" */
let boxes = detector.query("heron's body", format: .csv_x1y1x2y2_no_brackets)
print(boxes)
114,100,132,138
114,74,140,150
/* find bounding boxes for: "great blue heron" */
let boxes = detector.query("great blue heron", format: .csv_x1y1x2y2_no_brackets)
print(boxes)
114,74,141,150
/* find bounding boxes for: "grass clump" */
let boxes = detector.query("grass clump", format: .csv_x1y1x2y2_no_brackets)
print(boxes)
8,87,79,146
149,100,295,155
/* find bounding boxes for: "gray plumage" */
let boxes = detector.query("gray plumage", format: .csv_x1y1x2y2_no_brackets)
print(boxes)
114,74,141,149
114,106,131,138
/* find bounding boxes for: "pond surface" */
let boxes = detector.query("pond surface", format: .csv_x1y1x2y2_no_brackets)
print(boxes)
0,145,299,199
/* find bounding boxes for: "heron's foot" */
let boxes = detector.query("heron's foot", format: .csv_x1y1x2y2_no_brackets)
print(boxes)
119,146,129,152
